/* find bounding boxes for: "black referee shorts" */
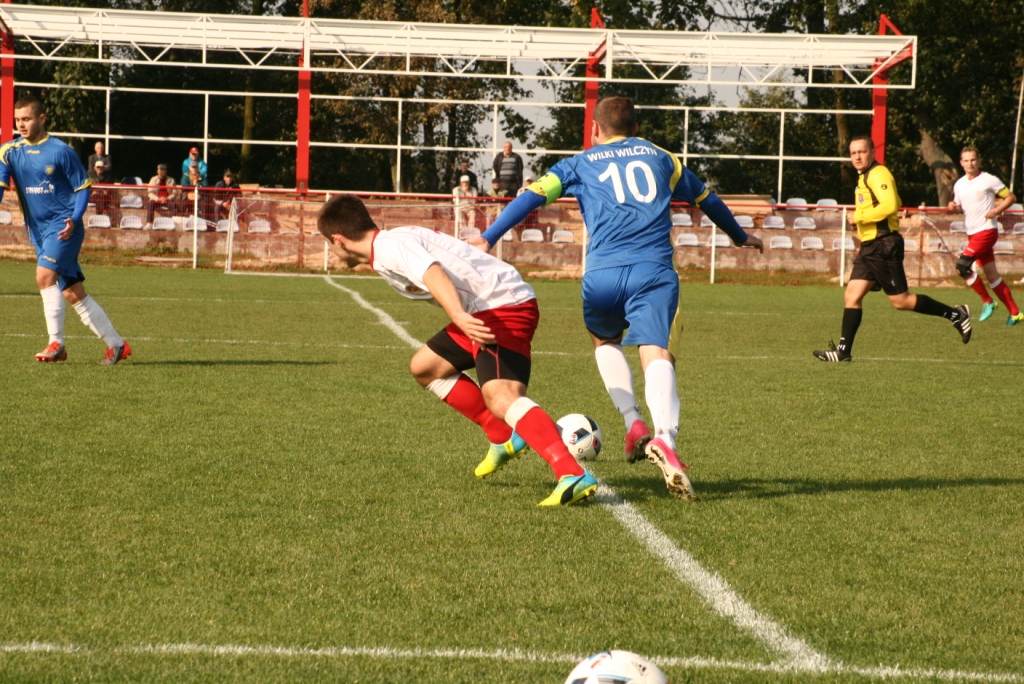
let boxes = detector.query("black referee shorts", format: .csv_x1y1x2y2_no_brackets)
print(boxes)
850,232,908,295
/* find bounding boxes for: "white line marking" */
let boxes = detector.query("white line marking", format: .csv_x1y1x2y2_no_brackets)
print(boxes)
1,642,1020,682
226,270,378,279
319,275,829,667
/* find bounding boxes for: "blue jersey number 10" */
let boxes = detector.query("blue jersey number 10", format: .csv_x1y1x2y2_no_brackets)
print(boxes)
597,161,657,204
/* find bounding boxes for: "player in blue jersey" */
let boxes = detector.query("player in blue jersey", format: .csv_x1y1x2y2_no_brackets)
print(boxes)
475,96,762,500
0,96,131,365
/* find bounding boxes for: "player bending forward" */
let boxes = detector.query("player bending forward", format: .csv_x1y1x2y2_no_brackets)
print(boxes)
318,195,598,507
947,146,1021,326
474,96,763,501
0,95,130,365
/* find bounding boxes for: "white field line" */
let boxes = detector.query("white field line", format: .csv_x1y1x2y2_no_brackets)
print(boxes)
319,275,829,669
1,642,1020,683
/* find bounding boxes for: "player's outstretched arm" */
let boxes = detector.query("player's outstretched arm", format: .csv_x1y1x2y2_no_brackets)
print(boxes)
699,192,762,253
480,189,546,247
421,263,495,344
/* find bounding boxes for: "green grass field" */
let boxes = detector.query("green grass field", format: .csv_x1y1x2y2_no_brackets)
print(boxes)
1,260,1022,683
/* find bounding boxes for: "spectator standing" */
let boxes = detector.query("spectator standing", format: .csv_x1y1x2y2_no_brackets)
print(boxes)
449,159,478,193
146,163,179,227
213,168,240,221
492,142,523,197
86,141,111,181
181,146,208,186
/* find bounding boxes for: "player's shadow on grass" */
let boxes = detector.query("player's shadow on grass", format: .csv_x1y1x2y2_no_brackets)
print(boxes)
687,476,1024,501
131,359,338,367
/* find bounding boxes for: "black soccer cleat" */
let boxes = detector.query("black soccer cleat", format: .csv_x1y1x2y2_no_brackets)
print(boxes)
813,340,851,363
952,305,972,344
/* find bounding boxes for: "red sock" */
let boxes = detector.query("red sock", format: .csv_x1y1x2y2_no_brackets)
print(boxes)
443,374,513,444
992,279,1020,316
513,406,583,478
968,276,993,303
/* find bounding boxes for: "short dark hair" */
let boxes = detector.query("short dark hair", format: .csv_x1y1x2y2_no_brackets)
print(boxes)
318,195,377,241
594,96,637,136
13,95,44,115
960,145,981,159
849,134,874,150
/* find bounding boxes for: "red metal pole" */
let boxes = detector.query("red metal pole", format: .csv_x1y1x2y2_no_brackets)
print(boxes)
1,0,15,144
871,14,907,166
296,0,310,194
582,8,605,150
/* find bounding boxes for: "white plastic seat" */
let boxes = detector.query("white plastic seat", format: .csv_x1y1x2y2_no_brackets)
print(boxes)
814,198,839,211
215,219,239,233
671,212,692,227
119,215,143,229
183,216,208,231
700,215,714,228
735,215,754,229
501,230,516,242
800,236,824,250
708,233,731,248
793,217,816,230
459,227,481,240
831,237,855,251
994,240,1014,255
0,209,12,224
768,235,793,249
763,215,785,230
784,197,808,210
152,216,175,231
119,193,143,208
1011,222,1024,235
86,214,111,229
248,218,272,234
949,220,966,233
551,229,574,244
520,228,544,242
903,238,919,252
674,232,699,247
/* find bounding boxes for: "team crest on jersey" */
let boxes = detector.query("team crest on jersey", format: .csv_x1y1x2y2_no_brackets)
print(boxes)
45,165,55,175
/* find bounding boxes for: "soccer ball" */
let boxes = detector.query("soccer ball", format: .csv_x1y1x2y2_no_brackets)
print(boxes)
564,650,668,684
556,413,602,461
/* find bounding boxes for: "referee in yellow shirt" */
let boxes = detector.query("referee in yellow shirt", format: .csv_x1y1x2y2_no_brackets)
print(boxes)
814,136,972,362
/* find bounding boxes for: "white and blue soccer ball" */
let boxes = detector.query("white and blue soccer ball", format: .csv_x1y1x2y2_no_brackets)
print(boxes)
564,649,668,684
557,413,602,461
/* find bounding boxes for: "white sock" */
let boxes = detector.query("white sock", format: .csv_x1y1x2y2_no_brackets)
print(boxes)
40,285,65,344
594,344,642,429
644,358,679,449
72,296,123,348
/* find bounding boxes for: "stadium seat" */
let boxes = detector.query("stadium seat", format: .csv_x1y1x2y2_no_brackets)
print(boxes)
768,235,793,249
831,237,855,251
700,215,714,228
763,215,785,230
152,216,175,231
708,233,731,248
784,197,809,210
501,230,516,241
520,228,544,242
0,210,11,225
215,219,239,233
120,215,143,229
814,198,839,211
994,240,1014,255
793,217,816,230
119,193,143,208
459,227,481,240
735,215,754,229
183,216,208,232
551,229,574,244
671,212,692,227
800,236,824,251
1011,222,1024,235
86,214,111,229
950,220,966,233
248,218,272,234
903,238,919,252
674,232,699,247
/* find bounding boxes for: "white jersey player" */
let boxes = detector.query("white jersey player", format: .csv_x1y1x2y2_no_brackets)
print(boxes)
947,147,1021,325
317,195,597,507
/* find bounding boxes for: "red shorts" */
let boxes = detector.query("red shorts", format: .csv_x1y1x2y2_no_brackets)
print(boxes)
444,300,538,359
963,228,999,266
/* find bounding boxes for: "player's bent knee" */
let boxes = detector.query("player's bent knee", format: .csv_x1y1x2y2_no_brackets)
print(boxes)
955,254,975,279
480,379,525,419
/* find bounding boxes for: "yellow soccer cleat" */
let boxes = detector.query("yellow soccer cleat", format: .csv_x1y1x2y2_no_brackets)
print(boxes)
537,471,599,507
474,433,527,479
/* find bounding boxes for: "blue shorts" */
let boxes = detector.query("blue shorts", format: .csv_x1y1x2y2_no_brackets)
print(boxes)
31,223,85,291
582,263,679,348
